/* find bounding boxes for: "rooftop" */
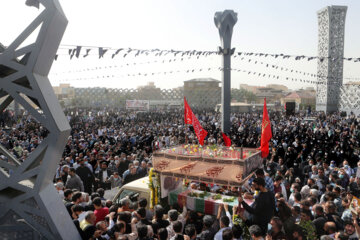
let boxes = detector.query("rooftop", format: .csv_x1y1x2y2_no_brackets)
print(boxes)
284,91,315,99
185,78,221,83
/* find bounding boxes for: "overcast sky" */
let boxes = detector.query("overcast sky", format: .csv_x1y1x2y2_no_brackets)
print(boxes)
2,0,360,90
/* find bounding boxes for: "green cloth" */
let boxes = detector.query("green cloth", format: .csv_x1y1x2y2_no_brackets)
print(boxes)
195,197,204,213
169,189,183,206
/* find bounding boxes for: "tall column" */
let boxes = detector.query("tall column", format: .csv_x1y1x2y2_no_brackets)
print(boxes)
214,10,237,134
316,6,347,113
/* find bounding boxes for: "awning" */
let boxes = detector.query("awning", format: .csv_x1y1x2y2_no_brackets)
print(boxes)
152,145,262,187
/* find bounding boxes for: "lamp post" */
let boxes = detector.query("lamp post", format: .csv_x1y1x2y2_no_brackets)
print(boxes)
214,10,237,134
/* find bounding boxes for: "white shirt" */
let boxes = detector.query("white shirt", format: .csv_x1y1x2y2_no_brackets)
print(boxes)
280,183,288,201
167,206,188,238
214,211,233,240
288,193,295,206
102,170,108,182
78,211,86,222
214,227,231,240
58,190,64,199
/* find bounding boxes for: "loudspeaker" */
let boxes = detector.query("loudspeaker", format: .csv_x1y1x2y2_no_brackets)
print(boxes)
285,102,296,116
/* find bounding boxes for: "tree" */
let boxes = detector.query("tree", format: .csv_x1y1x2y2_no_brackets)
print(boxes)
231,89,256,103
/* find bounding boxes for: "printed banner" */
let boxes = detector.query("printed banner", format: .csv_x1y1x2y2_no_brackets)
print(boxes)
125,100,149,111
160,175,182,199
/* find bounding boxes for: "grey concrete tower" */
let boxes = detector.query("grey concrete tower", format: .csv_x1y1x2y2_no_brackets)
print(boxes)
214,10,237,134
316,5,347,113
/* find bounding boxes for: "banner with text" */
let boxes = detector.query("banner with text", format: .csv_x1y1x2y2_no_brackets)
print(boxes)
126,100,150,111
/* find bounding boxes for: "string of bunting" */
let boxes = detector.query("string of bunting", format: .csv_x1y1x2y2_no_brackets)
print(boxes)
52,54,360,82
56,45,218,60
233,56,360,81
52,57,195,75
235,52,360,62
52,67,219,82
221,67,358,87
55,44,360,62
53,66,356,87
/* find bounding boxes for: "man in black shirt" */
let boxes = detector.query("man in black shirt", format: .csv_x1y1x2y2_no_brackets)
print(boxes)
123,165,139,185
76,158,95,194
197,215,217,240
312,204,327,238
96,161,112,190
151,205,170,238
136,208,152,226
117,153,130,176
238,177,275,235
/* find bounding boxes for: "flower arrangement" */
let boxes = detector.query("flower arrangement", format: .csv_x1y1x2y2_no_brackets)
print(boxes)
163,144,246,159
222,196,236,203
187,191,210,199
148,168,160,209
233,214,251,240
212,193,222,200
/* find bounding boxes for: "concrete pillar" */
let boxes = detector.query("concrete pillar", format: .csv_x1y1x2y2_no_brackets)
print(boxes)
316,6,347,113
214,10,237,133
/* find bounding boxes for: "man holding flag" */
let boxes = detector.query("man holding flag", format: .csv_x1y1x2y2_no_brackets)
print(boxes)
260,98,272,158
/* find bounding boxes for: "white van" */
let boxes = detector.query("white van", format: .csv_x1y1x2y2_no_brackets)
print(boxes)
105,177,151,208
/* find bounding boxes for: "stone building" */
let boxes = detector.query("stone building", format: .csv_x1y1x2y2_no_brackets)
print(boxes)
53,84,75,100
281,90,316,110
255,87,284,104
184,78,221,110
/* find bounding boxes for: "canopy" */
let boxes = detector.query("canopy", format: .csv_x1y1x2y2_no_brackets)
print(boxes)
152,145,262,187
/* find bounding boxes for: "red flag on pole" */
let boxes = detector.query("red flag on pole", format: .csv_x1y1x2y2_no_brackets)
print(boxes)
184,97,193,125
191,112,208,145
222,132,231,147
260,98,272,158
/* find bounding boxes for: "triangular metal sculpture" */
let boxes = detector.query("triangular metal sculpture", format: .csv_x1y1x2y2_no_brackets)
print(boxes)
0,1,81,239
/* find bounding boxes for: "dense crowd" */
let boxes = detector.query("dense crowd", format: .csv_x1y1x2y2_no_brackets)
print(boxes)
2,108,360,239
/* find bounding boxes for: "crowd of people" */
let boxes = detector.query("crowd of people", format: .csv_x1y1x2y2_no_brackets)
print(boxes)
2,108,360,239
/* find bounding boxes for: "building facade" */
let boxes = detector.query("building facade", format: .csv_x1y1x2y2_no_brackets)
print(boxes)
184,78,221,110
281,91,316,110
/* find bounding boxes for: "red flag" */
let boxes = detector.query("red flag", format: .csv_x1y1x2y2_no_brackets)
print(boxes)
260,98,272,158
191,112,208,145
184,97,193,125
222,132,231,147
